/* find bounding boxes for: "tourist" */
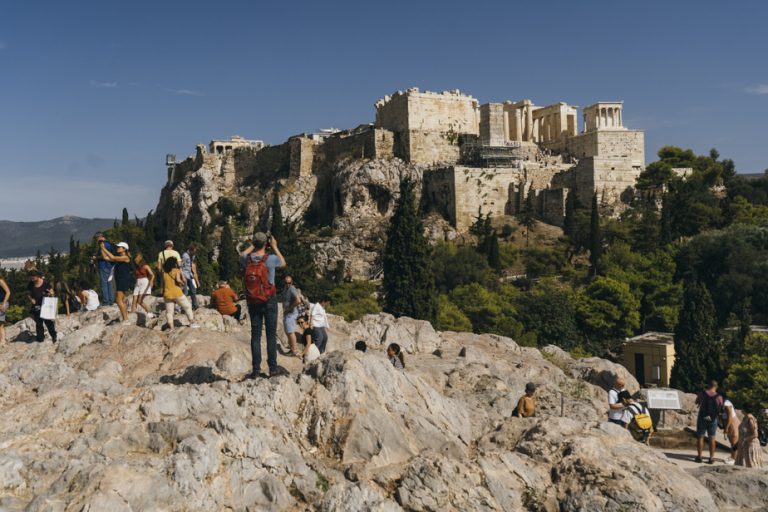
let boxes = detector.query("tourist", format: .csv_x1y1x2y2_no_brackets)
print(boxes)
297,315,319,364
76,280,100,311
515,382,537,418
0,274,10,344
162,256,198,330
620,391,654,445
131,253,155,317
695,380,724,464
57,281,80,317
156,240,181,293
181,243,199,310
282,275,301,356
310,296,330,354
721,394,740,464
100,241,133,323
93,233,115,306
355,340,367,352
27,270,56,343
387,343,405,369
240,232,286,378
211,280,241,320
607,376,627,426
735,409,764,468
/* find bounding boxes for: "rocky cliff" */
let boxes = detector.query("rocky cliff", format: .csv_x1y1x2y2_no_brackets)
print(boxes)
1,301,765,511
154,146,456,279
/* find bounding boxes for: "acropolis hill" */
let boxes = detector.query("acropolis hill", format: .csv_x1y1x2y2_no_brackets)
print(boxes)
156,88,645,276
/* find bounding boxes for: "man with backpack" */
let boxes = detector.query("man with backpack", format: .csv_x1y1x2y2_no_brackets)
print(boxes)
619,390,654,445
695,380,724,464
240,232,286,378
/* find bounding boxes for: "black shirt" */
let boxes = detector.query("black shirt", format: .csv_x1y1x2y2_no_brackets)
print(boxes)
28,280,52,305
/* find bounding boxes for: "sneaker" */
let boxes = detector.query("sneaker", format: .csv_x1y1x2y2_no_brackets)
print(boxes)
725,457,735,465
146,312,156,319
122,321,132,326
189,323,201,329
694,456,703,463
708,458,715,465
269,367,289,378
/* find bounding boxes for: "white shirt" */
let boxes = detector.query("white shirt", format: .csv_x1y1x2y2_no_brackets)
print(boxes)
608,388,625,421
84,290,100,311
310,303,328,328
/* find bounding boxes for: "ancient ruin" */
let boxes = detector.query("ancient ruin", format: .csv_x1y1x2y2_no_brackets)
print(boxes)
163,88,644,232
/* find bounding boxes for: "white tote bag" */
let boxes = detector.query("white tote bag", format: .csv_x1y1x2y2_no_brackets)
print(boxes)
40,297,58,320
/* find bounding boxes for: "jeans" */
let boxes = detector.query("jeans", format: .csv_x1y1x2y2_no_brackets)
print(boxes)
248,297,278,374
33,307,57,342
99,266,115,305
184,277,198,309
312,326,328,354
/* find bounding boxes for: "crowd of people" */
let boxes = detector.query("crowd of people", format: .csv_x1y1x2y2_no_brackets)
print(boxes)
608,376,763,468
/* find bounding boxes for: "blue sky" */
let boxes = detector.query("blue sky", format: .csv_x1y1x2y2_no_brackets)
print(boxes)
1,0,766,221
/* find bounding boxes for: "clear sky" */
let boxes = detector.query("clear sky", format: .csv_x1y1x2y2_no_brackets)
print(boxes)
1,0,766,221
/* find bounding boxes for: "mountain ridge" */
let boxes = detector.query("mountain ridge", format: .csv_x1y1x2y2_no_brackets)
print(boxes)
0,216,115,258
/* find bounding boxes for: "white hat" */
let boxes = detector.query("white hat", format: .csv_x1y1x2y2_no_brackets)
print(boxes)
116,242,129,250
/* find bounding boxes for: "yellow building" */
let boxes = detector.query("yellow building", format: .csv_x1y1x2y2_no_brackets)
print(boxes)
622,332,675,388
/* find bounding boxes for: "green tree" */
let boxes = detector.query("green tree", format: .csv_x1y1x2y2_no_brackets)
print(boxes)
670,281,721,391
486,234,501,272
327,281,380,321
448,283,521,338
382,178,437,322
517,279,580,349
575,276,640,354
435,295,473,332
431,242,492,293
589,193,602,276
516,190,536,247
121,207,130,226
218,222,240,281
270,191,285,241
563,189,577,238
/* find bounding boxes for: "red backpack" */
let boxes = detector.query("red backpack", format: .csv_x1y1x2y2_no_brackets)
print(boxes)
244,253,276,304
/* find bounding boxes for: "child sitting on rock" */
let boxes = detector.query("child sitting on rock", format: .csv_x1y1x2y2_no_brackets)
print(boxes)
387,343,405,369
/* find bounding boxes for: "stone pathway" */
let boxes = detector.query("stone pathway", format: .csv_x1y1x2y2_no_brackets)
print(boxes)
656,447,733,469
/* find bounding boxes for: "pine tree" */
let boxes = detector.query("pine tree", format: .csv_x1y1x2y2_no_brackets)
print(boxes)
670,281,721,391
121,208,130,226
279,218,321,298
270,191,285,241
516,189,536,247
589,193,602,276
218,222,240,282
382,178,437,322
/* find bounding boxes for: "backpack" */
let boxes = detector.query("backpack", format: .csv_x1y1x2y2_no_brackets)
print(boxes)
699,392,721,421
245,253,276,304
628,403,653,431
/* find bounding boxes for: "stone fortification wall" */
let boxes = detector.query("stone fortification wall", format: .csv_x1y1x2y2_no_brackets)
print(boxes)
424,166,523,231
319,126,394,164
540,188,568,226
289,137,315,178
234,143,290,184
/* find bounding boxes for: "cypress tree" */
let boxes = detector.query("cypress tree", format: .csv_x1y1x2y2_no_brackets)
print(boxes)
670,281,721,391
516,189,536,247
487,233,501,272
383,178,437,322
270,191,285,241
589,193,602,276
660,193,672,245
121,207,130,226
218,222,240,281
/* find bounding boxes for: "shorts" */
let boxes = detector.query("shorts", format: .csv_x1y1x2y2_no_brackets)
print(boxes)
0,303,6,323
283,309,299,334
133,277,151,297
115,275,131,293
696,416,718,438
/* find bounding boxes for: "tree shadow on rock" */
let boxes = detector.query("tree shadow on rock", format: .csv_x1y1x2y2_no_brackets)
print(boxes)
159,365,226,385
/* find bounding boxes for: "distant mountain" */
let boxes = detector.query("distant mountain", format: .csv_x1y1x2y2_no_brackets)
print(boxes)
0,216,116,258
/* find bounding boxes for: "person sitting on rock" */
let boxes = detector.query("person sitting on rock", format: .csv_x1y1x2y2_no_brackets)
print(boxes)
608,376,627,426
619,390,653,444
297,315,319,364
387,343,405,370
514,382,537,417
355,340,367,352
211,280,242,320
76,280,100,312
27,270,56,343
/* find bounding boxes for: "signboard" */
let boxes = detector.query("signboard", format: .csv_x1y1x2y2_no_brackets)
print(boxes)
646,389,681,410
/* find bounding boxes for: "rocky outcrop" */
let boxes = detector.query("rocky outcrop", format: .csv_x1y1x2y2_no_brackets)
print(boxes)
0,306,764,511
